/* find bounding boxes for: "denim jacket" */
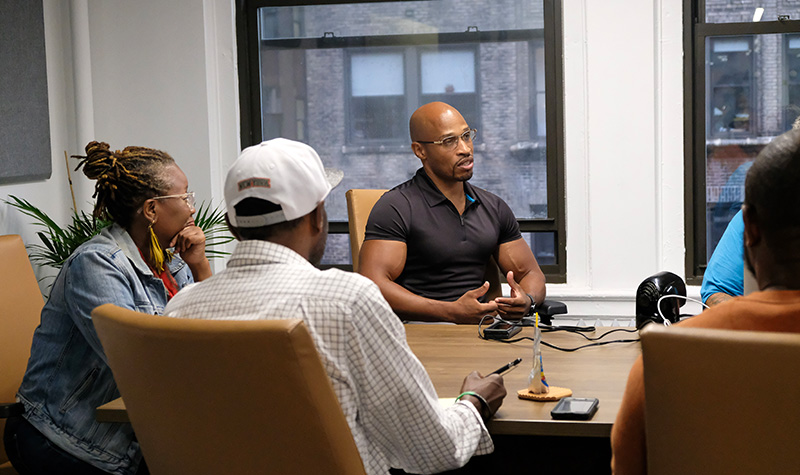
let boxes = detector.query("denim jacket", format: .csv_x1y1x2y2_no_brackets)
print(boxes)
17,224,193,475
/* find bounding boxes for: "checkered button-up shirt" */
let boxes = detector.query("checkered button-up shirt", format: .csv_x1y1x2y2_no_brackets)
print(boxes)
164,240,493,474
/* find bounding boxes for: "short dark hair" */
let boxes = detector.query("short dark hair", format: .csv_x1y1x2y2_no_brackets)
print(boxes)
744,128,800,239
231,198,302,240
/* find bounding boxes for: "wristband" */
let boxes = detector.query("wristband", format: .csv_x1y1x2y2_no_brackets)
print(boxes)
456,391,491,418
526,294,536,317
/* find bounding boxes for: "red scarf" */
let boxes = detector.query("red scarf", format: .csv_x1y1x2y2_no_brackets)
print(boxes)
138,249,179,299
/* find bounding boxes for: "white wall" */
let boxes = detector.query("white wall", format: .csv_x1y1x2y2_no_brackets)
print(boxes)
0,0,704,318
0,0,80,286
548,0,703,318
0,0,239,285
87,0,239,229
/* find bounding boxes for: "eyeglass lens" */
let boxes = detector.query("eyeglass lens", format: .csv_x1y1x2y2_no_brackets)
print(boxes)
442,129,476,148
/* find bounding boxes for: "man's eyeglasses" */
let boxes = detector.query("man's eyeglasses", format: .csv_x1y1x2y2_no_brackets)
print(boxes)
416,128,477,150
151,192,196,209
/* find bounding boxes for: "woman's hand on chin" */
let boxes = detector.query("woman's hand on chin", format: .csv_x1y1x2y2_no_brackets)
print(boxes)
170,225,212,281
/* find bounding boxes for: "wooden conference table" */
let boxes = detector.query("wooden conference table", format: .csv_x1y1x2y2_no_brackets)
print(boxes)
405,323,640,437
97,323,640,473
405,323,641,473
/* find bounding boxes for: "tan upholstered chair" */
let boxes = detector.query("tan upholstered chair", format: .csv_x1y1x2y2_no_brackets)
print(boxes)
345,188,502,300
642,325,800,474
0,235,44,474
345,189,387,273
91,304,366,475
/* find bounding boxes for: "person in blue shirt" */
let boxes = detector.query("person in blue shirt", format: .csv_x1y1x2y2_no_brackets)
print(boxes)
701,209,744,306
3,141,211,475
702,118,800,307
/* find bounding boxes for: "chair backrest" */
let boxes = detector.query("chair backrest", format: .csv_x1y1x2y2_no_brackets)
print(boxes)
0,235,44,468
344,188,502,300
642,325,800,475
91,304,366,475
345,189,387,273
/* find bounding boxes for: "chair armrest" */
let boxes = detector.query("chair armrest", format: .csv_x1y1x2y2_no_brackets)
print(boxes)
0,402,24,418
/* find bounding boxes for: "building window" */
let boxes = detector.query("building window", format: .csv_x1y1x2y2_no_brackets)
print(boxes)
785,34,800,129
530,39,546,138
346,46,478,143
349,51,406,141
419,48,479,132
708,36,753,137
684,1,800,283
238,0,565,282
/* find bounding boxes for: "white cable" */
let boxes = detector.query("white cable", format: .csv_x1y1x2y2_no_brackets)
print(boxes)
656,294,709,325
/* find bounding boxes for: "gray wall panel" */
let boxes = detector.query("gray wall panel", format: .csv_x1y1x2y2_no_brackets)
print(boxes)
0,0,51,184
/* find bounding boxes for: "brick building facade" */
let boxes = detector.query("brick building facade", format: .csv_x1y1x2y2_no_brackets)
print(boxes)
257,1,550,265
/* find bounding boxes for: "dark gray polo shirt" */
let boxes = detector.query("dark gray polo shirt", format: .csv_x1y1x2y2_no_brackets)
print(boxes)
364,168,522,302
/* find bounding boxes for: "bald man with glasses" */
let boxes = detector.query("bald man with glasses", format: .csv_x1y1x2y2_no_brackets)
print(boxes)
359,102,546,324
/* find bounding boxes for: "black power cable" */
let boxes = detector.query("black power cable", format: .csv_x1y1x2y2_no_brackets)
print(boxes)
478,316,639,351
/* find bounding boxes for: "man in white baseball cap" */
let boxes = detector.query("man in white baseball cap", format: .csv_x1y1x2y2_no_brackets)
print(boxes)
219,138,343,265
165,138,506,474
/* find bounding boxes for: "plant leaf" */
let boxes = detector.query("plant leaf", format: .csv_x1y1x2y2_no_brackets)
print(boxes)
4,195,233,269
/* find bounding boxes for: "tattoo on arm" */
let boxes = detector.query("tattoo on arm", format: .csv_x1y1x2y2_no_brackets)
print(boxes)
705,292,734,308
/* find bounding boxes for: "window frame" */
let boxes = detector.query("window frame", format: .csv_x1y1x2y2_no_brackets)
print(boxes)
236,0,566,282
683,0,800,284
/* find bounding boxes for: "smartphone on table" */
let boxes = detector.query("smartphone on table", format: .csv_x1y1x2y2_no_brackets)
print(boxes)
550,397,599,420
483,320,522,340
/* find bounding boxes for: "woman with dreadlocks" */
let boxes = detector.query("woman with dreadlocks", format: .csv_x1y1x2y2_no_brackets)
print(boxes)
4,141,211,475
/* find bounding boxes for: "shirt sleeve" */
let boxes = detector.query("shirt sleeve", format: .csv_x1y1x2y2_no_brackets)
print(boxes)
701,209,745,303
346,283,493,473
495,195,522,245
364,190,410,243
62,249,139,364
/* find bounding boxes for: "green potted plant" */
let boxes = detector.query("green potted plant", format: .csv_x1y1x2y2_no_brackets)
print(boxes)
5,195,233,272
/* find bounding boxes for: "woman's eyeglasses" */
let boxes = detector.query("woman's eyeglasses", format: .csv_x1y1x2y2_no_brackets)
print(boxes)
151,192,196,209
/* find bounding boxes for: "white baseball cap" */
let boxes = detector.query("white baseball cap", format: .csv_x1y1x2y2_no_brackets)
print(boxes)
225,138,343,228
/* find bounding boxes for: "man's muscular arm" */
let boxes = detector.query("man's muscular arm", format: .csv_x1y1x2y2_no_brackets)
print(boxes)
494,238,546,318
359,239,499,323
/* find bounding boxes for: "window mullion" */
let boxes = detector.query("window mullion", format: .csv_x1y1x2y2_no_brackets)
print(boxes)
406,46,419,113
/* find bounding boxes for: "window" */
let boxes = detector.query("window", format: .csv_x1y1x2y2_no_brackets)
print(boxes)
785,34,800,129
238,0,565,282
346,46,479,143
684,1,800,283
708,36,753,137
419,48,479,132
349,50,406,141
530,39,546,138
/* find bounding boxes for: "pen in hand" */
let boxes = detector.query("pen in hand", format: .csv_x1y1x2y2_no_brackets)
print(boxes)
490,357,522,376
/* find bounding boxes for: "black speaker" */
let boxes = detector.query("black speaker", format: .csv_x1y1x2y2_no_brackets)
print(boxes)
536,300,568,325
635,271,687,328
